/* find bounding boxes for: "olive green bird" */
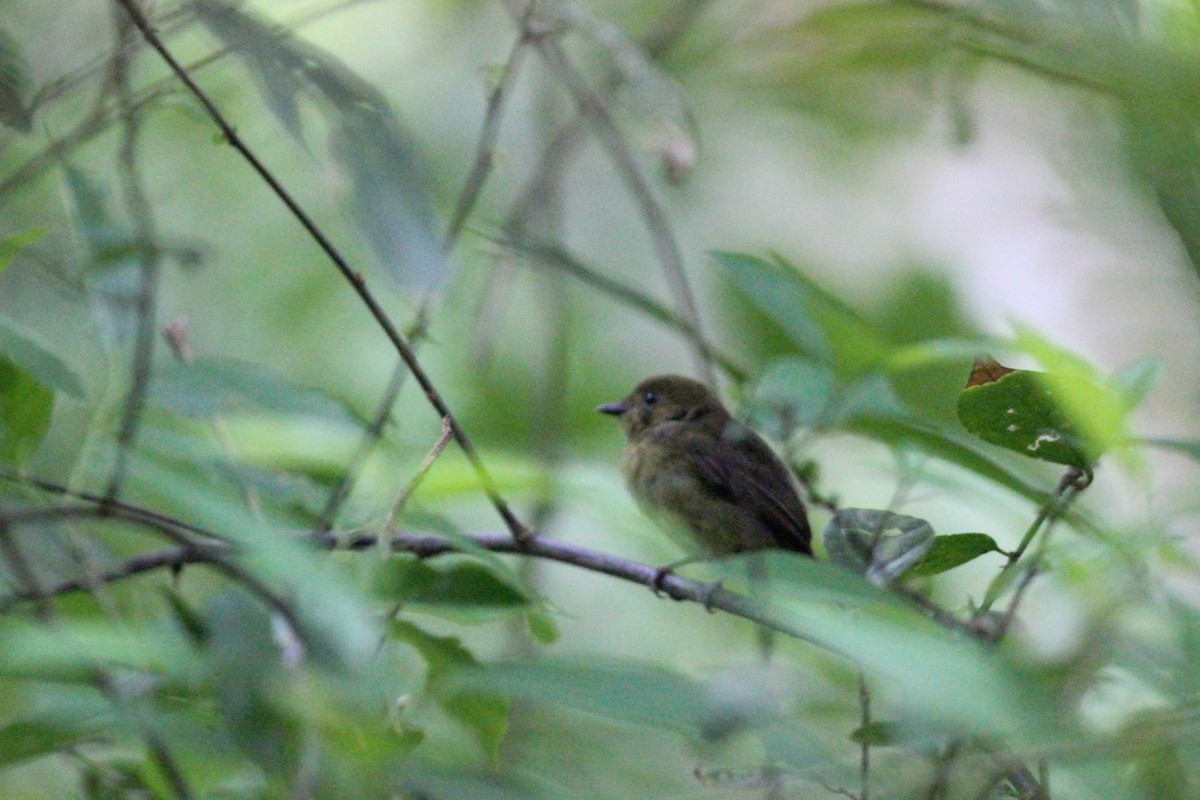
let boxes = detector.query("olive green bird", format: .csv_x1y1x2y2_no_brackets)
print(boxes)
598,375,813,561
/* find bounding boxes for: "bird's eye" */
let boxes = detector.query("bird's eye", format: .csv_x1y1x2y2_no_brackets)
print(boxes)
643,391,658,406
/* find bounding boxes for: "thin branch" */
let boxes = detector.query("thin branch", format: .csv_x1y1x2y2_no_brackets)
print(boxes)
512,6,717,390
112,0,530,542
443,17,535,249
976,466,1089,617
104,10,163,504
0,522,55,620
494,235,748,381
317,0,531,530
2,0,378,198
380,416,454,535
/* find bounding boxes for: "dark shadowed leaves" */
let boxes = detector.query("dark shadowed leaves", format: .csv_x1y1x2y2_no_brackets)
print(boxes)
0,357,53,465
0,30,32,132
0,317,85,398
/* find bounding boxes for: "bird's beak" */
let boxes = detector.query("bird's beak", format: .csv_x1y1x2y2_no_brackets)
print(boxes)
596,401,628,416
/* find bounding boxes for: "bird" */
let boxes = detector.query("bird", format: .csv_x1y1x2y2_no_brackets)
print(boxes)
597,375,813,574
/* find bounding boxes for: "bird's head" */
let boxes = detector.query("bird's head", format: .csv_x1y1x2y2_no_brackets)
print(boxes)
597,375,729,441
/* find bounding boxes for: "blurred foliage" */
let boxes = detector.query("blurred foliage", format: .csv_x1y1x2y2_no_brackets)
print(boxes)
0,1,1197,799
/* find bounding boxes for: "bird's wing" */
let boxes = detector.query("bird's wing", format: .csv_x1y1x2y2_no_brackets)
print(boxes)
687,428,813,555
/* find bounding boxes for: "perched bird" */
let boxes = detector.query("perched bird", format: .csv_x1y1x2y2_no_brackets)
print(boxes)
597,375,812,563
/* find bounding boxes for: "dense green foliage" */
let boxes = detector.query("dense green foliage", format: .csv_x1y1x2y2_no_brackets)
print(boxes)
0,1,1198,798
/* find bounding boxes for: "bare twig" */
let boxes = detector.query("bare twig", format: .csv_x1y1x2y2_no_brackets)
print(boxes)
112,0,529,542
511,5,716,390
103,11,163,504
976,466,1089,619
444,16,535,248
494,235,747,380
380,416,454,537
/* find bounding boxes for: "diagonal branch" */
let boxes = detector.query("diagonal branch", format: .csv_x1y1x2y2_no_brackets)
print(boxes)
510,3,717,390
112,0,530,542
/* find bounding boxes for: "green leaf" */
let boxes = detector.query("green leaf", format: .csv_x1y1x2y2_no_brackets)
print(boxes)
845,415,1051,506
1012,327,1137,461
400,764,554,800
452,658,706,736
822,509,934,586
957,356,1092,469
714,553,1062,742
373,557,531,619
1140,438,1200,462
0,356,53,465
849,720,904,746
0,229,44,274
0,317,86,398
391,621,509,760
0,29,32,131
714,251,887,375
1110,356,1162,410
150,356,362,424
905,533,1004,578
128,453,381,672
742,357,837,436
0,719,89,767
196,0,445,289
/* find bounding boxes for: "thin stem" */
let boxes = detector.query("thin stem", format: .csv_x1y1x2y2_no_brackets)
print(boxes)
977,466,1088,616
104,10,162,504
443,17,534,248
494,235,747,381
112,0,529,542
380,416,454,537
514,7,717,390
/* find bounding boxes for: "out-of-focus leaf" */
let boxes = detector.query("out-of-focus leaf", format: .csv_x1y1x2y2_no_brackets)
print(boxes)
0,719,89,766
373,557,531,619
1110,356,1162,410
0,356,53,465
822,508,934,586
193,0,306,141
0,229,44,274
714,251,887,375
60,166,138,272
1140,438,1200,462
195,0,445,289
452,658,706,736
1012,328,1138,461
391,621,509,760
715,552,1062,742
745,3,953,133
849,720,904,746
330,108,445,289
905,533,1004,578
846,415,1050,506
128,453,380,672
150,356,362,424
400,764,554,800
525,605,559,644
957,355,1092,470
541,1,699,182
0,317,85,397
0,618,202,685
742,357,836,436
0,29,32,131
